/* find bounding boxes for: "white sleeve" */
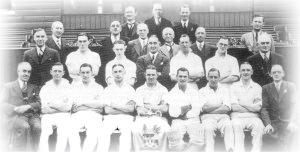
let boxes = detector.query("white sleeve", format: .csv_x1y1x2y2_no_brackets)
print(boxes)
191,55,204,77
92,53,101,76
186,92,201,118
165,92,181,118
230,57,239,77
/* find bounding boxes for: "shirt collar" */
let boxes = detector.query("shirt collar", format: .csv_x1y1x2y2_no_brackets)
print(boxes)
52,35,61,42
274,80,283,88
111,34,120,42
139,37,148,44
173,83,192,93
259,51,270,59
164,42,174,46
36,45,46,52
18,79,26,88
196,41,204,49
127,20,135,25
204,83,221,92
149,51,158,58
237,79,255,88
181,20,189,27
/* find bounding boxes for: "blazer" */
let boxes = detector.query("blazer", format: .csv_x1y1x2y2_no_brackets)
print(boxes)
247,52,284,86
190,42,217,70
173,21,198,44
125,39,148,63
120,22,139,41
144,17,172,43
160,43,180,59
23,46,60,86
261,81,298,126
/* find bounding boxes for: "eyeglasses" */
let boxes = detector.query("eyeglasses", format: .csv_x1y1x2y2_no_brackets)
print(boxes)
218,43,228,47
111,24,120,27
260,42,270,45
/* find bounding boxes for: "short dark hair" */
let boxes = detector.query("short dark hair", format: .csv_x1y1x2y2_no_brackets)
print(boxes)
80,63,93,72
176,67,189,76
113,39,126,46
240,61,252,69
207,68,220,77
112,63,125,70
219,35,229,41
77,32,89,40
52,62,64,70
33,28,46,36
253,14,264,22
146,65,157,71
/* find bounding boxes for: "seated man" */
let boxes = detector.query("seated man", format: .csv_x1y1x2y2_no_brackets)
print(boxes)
230,62,264,152
261,64,299,151
69,63,105,152
199,68,234,152
39,62,72,152
0,62,41,151
166,67,204,151
132,65,170,151
98,64,136,152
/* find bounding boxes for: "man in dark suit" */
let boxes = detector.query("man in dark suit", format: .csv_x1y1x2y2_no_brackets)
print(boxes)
160,27,180,59
121,6,139,41
125,23,149,63
97,21,129,86
190,27,217,89
261,64,299,151
45,21,71,82
144,3,172,43
23,28,60,87
0,62,41,151
173,4,197,44
136,35,170,90
247,34,284,86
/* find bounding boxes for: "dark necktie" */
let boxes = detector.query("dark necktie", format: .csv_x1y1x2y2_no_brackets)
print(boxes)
39,48,44,57
57,40,61,49
21,81,27,93
255,32,258,42
264,53,269,63
183,23,187,29
151,54,155,63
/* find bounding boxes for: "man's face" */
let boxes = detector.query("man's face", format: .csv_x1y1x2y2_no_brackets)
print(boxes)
195,28,206,42
113,43,126,57
77,35,90,51
112,65,125,82
52,22,64,38
34,30,47,47
271,65,284,82
145,69,158,85
162,28,174,43
207,71,220,88
179,36,190,53
180,7,190,21
217,38,229,54
110,21,121,35
176,71,189,86
252,17,264,30
258,36,271,53
80,67,92,83
124,7,137,21
240,64,253,81
17,64,31,82
148,37,160,54
50,65,64,81
152,4,163,18
137,25,149,39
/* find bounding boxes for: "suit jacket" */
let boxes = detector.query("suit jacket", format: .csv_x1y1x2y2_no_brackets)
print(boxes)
261,81,298,127
125,39,148,63
241,30,275,53
144,17,172,43
173,21,198,44
160,43,180,59
23,46,60,86
247,52,284,86
136,52,170,89
120,22,139,41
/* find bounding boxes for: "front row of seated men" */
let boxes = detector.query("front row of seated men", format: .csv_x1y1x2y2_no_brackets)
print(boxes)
1,60,298,152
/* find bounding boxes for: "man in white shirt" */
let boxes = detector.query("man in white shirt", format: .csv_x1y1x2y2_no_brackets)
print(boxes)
205,36,239,88
199,68,234,152
65,32,101,84
132,65,170,151
98,64,136,152
160,27,180,59
230,62,264,152
166,67,204,151
106,40,136,86
68,63,105,152
39,62,72,152
170,34,204,90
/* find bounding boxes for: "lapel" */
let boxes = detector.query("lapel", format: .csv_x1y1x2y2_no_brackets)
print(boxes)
41,46,51,64
131,22,138,37
160,45,169,57
153,53,163,65
279,81,287,102
30,48,39,64
49,37,61,51
270,83,280,102
134,40,142,56
12,80,23,99
145,53,152,65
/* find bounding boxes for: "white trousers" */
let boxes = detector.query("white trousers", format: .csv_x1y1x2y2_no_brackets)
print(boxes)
39,113,71,152
231,117,264,152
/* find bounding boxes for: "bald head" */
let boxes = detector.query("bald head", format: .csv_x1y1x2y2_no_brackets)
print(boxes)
51,21,64,38
137,23,149,39
17,62,32,82
258,34,272,53
271,64,285,82
162,27,174,43
124,6,137,22
152,3,163,18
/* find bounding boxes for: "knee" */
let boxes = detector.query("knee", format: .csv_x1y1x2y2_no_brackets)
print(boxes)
18,122,31,131
231,119,242,129
32,123,41,133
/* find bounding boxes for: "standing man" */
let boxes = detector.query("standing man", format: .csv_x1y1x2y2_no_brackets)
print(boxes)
125,23,149,63
0,62,41,151
39,62,72,152
144,3,172,43
190,26,217,89
121,6,139,40
247,34,284,86
173,4,197,44
205,36,239,88
23,28,60,87
241,14,275,54
65,32,101,84
160,27,180,59
166,67,204,151
136,35,170,90
261,65,299,151
231,62,264,152
170,34,204,90
132,65,170,152
98,64,136,152
199,68,234,152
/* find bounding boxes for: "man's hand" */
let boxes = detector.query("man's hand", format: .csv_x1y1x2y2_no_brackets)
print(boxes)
14,105,31,114
264,124,274,134
287,122,298,132
181,105,192,115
